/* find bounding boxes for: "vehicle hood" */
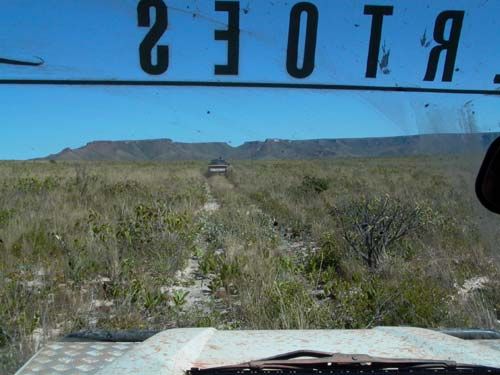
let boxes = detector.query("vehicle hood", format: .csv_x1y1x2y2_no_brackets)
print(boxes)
16,327,500,374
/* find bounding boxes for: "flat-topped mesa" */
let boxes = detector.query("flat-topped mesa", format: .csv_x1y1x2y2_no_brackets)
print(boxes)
38,132,500,162
87,139,173,146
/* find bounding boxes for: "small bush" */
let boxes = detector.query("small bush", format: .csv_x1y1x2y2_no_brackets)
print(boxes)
300,175,330,194
331,195,435,268
305,233,349,282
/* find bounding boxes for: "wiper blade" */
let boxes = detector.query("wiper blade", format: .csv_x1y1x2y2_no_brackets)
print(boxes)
189,350,500,374
0,56,44,67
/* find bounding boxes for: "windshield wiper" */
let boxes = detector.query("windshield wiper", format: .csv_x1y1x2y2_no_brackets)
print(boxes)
188,350,500,374
0,56,44,67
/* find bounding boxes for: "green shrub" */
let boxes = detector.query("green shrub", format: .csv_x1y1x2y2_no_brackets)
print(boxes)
306,234,344,275
0,209,15,228
300,175,330,194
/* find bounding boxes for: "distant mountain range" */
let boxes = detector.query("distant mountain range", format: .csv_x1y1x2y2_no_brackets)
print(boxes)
41,133,500,161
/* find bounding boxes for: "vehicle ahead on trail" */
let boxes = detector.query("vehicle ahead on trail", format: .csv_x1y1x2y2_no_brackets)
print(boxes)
2,0,500,374
207,158,231,176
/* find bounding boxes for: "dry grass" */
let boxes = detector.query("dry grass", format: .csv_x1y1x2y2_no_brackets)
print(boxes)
1,156,499,374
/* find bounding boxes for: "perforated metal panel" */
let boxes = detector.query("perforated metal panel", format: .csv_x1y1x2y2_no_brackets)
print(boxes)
15,342,137,375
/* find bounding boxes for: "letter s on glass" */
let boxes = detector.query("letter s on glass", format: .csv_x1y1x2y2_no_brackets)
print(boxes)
137,0,169,75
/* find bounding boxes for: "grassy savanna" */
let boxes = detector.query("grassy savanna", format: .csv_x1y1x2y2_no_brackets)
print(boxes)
1,157,499,373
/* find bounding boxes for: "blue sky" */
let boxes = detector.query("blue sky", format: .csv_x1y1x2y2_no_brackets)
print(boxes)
0,0,499,159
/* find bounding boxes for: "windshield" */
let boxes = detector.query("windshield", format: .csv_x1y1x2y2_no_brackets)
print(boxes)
1,1,500,374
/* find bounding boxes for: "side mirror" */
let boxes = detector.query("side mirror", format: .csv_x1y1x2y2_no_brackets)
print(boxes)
476,136,500,214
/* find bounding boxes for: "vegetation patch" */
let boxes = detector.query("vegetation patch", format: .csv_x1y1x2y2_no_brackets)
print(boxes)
0,157,499,374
